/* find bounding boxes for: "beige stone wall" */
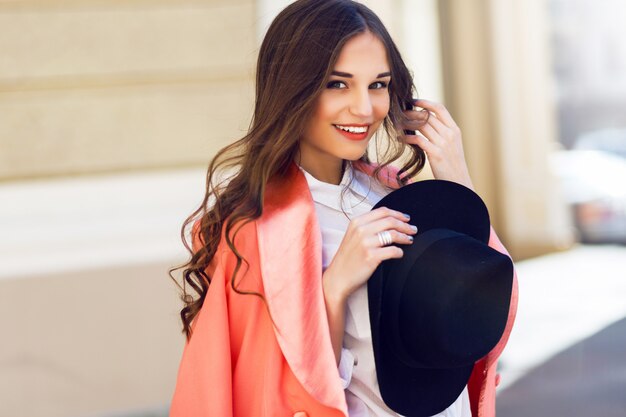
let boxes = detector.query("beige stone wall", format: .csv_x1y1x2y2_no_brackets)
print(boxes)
0,262,182,417
0,0,256,181
0,1,257,415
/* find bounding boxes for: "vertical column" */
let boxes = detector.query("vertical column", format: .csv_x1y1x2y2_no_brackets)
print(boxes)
398,0,445,102
439,0,574,258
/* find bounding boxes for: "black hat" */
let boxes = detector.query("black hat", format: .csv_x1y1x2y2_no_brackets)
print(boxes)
368,180,514,416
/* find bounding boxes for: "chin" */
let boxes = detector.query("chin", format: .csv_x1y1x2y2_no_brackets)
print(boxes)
345,153,367,162
344,138,374,161
340,147,368,162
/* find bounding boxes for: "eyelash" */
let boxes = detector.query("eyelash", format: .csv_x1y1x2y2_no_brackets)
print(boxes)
326,80,389,89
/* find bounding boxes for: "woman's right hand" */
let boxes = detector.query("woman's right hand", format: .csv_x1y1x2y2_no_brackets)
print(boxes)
322,207,418,302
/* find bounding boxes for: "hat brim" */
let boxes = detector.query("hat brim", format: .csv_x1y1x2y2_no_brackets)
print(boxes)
368,180,492,416
368,259,474,416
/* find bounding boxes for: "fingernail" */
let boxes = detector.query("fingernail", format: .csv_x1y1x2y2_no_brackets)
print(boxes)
410,225,418,232
408,235,414,242
403,213,411,220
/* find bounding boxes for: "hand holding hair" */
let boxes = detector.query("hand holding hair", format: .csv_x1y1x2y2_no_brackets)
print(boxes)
403,99,476,191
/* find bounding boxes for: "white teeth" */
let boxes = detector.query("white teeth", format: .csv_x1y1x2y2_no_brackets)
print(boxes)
335,125,368,133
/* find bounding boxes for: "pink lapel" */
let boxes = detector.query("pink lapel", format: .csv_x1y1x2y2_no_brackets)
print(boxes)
256,162,347,413
353,160,404,189
255,161,401,413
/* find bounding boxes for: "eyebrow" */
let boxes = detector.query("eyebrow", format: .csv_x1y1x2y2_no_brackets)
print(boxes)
331,71,391,78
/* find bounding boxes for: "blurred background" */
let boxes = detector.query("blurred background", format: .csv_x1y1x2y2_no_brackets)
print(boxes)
0,0,624,416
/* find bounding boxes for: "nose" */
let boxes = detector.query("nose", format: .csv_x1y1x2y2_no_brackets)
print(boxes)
349,88,373,118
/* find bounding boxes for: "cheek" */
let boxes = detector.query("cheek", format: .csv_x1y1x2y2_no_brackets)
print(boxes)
372,95,390,121
306,100,332,138
315,93,343,122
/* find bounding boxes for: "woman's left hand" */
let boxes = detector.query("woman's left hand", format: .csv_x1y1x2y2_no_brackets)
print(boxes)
402,98,475,191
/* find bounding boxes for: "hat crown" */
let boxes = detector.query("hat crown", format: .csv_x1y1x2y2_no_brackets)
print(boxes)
383,229,514,370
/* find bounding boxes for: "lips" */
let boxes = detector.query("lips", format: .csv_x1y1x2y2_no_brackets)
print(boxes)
333,124,370,141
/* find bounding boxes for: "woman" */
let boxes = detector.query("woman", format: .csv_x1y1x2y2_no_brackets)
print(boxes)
169,1,518,416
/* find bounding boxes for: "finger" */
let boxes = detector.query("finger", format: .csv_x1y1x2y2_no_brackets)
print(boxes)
407,107,430,119
373,245,405,261
416,122,443,145
361,216,418,238
367,229,414,247
404,133,436,154
413,98,456,127
425,113,450,137
351,206,411,227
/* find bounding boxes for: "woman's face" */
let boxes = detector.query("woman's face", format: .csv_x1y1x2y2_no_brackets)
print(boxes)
299,31,391,183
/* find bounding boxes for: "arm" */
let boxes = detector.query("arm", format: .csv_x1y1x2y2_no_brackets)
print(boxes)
320,207,416,366
323,273,357,389
322,271,349,365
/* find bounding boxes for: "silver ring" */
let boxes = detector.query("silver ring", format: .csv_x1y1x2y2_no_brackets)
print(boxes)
377,230,393,247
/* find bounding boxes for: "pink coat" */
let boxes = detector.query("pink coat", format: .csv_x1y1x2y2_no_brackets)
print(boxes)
170,161,519,417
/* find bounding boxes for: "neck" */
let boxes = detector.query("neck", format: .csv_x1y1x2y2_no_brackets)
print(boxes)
297,157,346,185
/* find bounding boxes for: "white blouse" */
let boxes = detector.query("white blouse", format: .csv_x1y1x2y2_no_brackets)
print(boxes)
299,163,472,417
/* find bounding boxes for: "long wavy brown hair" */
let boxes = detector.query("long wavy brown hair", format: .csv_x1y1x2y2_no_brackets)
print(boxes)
170,0,428,339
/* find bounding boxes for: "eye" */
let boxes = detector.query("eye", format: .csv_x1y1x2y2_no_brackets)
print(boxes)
326,80,347,89
370,81,389,89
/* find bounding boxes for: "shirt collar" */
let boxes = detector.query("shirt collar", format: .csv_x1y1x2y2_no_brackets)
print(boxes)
298,162,373,213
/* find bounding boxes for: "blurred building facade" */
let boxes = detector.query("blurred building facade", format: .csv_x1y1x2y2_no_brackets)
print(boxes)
1,2,257,414
549,0,626,147
0,1,573,416
0,0,257,180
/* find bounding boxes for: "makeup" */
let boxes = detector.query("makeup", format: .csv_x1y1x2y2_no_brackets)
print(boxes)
333,124,369,141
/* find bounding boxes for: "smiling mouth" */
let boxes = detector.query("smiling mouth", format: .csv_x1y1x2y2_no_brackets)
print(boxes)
333,124,370,134
333,124,370,141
